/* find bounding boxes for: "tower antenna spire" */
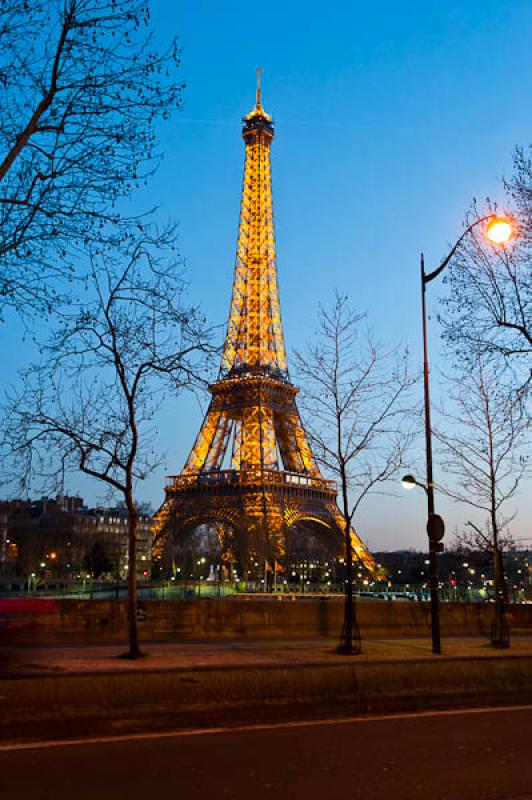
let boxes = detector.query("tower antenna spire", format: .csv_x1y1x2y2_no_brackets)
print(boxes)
256,67,263,109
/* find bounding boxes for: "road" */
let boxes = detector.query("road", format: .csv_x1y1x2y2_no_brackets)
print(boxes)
2,706,532,800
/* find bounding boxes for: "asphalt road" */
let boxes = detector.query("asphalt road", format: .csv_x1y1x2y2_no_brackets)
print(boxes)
2,706,532,800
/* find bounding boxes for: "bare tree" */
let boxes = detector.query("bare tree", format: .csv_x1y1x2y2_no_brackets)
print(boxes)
453,524,516,584
441,150,532,383
1,230,214,658
0,0,182,318
435,357,529,646
294,292,415,653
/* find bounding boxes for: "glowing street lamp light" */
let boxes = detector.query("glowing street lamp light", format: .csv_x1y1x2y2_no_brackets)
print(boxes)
485,216,513,245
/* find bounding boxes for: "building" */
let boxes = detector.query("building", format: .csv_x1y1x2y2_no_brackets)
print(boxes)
0,496,152,586
90,507,152,580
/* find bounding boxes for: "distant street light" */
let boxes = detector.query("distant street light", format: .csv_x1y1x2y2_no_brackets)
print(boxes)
414,213,513,655
401,474,420,491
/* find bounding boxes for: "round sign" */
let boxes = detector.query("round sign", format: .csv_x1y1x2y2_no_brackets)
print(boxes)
427,513,445,542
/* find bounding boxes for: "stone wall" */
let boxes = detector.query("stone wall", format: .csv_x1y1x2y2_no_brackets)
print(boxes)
2,597,532,643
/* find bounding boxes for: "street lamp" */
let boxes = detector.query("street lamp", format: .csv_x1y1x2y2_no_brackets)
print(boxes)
416,213,513,655
401,470,445,652
401,474,422,491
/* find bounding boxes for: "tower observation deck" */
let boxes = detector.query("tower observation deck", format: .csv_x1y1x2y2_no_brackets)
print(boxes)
153,74,375,578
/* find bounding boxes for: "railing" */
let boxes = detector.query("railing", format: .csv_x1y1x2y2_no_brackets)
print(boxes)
165,468,337,494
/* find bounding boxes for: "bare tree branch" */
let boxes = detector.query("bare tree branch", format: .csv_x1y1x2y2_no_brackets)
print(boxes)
440,150,532,387
0,0,183,319
295,292,416,526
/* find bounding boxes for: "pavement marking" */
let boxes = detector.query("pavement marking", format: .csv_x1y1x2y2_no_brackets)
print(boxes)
2,704,532,753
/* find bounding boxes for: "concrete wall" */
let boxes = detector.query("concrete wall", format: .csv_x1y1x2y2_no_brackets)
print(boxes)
2,597,532,643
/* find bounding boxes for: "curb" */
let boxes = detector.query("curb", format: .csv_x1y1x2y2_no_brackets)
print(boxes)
2,655,532,731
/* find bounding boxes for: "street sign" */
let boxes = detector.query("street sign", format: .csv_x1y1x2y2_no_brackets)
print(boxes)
427,513,445,543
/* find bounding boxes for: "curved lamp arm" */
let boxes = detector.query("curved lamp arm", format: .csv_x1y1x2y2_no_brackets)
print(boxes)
401,474,429,496
423,214,495,285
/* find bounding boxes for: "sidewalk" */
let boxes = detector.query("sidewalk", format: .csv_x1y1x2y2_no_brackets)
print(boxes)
3,634,532,676
2,636,532,745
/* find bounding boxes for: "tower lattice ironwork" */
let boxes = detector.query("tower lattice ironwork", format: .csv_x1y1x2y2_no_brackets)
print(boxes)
153,74,375,576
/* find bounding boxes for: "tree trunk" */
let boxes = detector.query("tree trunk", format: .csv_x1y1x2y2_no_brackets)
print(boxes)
491,503,509,648
343,515,354,647
125,489,142,659
493,543,508,603
339,472,361,654
484,362,509,646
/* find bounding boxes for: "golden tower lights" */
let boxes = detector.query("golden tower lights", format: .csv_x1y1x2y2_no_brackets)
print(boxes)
153,74,376,579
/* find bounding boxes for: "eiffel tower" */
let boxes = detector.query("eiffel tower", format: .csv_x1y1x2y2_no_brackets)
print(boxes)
153,73,375,578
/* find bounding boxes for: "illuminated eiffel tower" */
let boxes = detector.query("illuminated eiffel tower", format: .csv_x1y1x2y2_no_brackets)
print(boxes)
154,73,375,577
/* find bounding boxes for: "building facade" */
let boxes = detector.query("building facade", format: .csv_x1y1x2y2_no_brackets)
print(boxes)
0,496,152,587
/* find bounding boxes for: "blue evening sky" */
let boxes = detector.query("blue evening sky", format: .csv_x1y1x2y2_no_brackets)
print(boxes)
2,0,531,550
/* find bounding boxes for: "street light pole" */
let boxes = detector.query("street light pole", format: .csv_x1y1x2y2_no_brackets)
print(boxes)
421,253,442,655
416,214,513,656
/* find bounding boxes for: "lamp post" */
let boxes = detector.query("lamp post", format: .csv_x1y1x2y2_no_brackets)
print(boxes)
402,472,444,652
406,215,512,655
